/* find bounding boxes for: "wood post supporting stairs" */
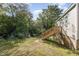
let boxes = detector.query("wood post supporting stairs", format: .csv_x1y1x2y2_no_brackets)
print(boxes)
41,26,76,50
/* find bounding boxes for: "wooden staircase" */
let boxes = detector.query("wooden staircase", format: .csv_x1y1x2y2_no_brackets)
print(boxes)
41,26,75,49
41,26,61,40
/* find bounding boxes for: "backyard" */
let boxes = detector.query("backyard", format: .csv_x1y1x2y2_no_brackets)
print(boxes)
0,37,79,56
0,3,78,56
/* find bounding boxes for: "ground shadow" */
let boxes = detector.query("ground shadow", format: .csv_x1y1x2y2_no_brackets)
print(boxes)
43,39,73,50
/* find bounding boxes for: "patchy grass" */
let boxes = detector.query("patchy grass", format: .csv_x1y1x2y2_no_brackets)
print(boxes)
0,37,79,56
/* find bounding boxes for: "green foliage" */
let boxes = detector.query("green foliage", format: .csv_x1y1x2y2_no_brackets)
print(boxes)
0,4,63,39
0,4,33,39
37,4,63,31
0,38,78,56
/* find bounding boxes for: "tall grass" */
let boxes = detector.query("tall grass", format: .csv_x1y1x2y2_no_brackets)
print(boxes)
0,38,25,53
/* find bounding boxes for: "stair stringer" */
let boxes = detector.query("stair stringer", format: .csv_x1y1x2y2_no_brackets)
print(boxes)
59,28,76,50
41,26,76,49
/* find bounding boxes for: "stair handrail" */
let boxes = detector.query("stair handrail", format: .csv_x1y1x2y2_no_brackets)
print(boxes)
41,26,59,36
42,26,55,35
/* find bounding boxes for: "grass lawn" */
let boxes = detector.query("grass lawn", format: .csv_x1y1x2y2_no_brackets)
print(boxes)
0,37,79,56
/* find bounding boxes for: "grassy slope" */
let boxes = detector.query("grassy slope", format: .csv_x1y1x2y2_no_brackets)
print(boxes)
0,37,79,56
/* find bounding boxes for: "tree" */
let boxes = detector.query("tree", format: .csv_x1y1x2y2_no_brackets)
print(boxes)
37,4,63,31
0,3,33,39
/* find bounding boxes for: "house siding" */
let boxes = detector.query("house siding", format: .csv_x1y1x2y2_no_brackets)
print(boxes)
57,4,78,49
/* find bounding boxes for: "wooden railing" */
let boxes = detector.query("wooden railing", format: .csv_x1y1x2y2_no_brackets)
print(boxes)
40,26,75,49
41,26,61,39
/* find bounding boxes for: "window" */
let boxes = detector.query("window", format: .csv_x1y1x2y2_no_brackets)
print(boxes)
65,20,68,23
63,14,69,27
72,24,75,33
65,14,68,20
72,34,75,40
65,20,68,27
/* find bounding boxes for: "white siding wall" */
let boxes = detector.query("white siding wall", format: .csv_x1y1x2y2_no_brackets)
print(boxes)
57,4,78,49
66,5,77,40
58,5,77,40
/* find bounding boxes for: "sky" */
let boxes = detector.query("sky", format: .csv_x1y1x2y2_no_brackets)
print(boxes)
28,3,71,20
